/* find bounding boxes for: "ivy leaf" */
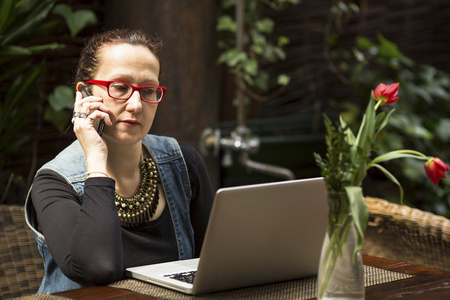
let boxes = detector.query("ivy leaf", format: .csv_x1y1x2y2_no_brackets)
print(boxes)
251,43,263,55
243,58,258,76
44,105,70,133
250,30,267,46
48,85,73,111
255,18,274,33
217,49,247,67
356,36,375,50
216,15,236,32
277,74,290,86
254,71,269,91
377,33,403,59
53,4,97,37
277,36,290,48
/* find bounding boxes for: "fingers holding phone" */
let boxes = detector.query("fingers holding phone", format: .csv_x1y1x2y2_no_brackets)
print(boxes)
79,86,108,135
73,86,111,134
73,91,111,170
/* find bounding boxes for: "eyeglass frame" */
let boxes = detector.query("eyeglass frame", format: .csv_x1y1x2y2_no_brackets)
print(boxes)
86,80,167,104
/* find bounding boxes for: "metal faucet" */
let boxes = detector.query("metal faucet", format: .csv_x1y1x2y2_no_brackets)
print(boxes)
200,126,295,181
200,0,295,181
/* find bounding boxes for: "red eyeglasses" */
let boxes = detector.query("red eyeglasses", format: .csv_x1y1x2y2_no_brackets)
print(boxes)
87,80,166,103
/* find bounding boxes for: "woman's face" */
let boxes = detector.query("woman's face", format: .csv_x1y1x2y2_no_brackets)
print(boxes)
92,43,161,145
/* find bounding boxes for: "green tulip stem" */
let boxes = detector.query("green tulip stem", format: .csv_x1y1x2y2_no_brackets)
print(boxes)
318,193,354,299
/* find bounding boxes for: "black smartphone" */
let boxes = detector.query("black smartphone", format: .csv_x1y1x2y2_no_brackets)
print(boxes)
80,85,105,136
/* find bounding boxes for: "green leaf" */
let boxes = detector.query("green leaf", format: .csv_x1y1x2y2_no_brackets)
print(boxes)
221,0,236,9
0,43,64,62
352,48,365,63
44,105,71,133
242,58,258,76
0,0,15,35
377,33,403,59
0,60,30,83
2,60,45,123
53,4,97,37
0,45,32,56
277,74,290,86
344,186,368,256
436,119,450,142
16,0,43,15
250,43,263,55
370,150,428,165
340,115,355,145
28,42,65,52
1,0,54,46
52,3,71,19
254,71,269,91
355,36,374,50
242,71,254,86
354,96,376,156
218,49,247,67
370,163,405,204
48,85,74,111
216,15,236,32
0,133,30,159
375,107,395,136
273,47,286,60
277,36,290,48
255,18,274,33
250,29,267,46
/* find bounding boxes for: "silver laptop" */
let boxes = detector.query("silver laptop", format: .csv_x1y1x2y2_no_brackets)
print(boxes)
126,177,327,295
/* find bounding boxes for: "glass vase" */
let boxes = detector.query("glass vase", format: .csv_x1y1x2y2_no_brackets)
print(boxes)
317,192,365,300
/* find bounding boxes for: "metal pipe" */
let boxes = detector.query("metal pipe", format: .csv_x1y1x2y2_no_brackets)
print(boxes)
240,152,296,180
236,0,245,128
200,127,296,180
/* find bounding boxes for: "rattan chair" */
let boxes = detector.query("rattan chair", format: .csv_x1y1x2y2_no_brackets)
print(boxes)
0,204,44,299
362,197,450,271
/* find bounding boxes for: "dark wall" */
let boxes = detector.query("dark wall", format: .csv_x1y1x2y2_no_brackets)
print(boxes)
105,0,221,187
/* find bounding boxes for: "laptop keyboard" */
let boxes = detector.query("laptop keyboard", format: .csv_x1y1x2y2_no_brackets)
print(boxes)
164,270,197,284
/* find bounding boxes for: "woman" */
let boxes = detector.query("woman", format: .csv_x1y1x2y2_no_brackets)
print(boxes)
25,29,214,294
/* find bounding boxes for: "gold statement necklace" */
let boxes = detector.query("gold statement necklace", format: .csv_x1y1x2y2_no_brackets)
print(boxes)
115,156,160,227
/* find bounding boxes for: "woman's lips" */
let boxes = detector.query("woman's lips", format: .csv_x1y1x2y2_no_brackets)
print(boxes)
120,119,140,127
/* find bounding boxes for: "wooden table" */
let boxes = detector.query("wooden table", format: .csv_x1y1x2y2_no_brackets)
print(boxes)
55,255,450,299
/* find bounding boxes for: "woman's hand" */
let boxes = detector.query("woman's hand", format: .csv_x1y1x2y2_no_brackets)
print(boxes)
73,91,112,173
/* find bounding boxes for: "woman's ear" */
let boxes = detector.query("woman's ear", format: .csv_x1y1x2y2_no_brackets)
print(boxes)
76,82,84,93
76,82,92,98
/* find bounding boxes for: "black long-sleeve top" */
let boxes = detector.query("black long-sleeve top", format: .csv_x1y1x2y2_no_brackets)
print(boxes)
30,142,214,285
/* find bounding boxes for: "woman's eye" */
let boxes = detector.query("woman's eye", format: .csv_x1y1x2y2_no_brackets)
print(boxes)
112,84,128,92
141,87,156,95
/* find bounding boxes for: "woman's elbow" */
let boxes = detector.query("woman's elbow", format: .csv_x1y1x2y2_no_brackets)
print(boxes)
84,259,123,283
67,257,123,284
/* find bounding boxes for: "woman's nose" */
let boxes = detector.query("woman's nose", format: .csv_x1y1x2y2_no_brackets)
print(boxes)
126,90,143,112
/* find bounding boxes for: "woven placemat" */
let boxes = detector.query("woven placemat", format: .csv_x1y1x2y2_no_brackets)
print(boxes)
109,265,413,300
10,295,68,300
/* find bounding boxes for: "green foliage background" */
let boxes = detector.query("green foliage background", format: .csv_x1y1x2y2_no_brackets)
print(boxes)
327,2,450,217
0,0,96,203
0,0,96,171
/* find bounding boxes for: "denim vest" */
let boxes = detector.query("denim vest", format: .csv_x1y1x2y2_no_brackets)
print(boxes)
25,135,194,293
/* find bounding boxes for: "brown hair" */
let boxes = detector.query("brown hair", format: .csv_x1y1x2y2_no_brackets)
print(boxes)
75,28,163,84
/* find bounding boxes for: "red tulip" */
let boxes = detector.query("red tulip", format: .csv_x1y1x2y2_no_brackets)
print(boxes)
424,157,450,185
373,83,399,106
